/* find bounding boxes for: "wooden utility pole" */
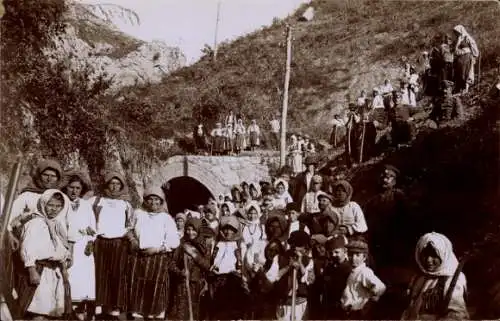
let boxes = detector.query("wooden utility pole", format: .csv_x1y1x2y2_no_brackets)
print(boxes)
280,24,292,167
213,1,221,62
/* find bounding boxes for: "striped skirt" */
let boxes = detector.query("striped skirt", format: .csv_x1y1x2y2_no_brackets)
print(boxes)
127,252,171,316
94,236,129,310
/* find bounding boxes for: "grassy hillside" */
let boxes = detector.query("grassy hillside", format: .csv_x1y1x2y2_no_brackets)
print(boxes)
118,0,500,141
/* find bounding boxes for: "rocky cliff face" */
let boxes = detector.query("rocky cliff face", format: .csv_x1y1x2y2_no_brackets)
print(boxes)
48,2,186,91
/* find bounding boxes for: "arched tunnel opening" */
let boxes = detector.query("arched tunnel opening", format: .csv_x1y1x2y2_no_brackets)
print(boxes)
165,176,214,215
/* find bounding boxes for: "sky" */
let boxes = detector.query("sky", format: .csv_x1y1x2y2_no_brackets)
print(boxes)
78,0,309,64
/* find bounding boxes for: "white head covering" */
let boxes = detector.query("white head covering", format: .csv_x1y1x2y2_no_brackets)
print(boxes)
415,232,459,277
221,201,236,216
36,189,70,248
245,200,262,222
273,178,289,192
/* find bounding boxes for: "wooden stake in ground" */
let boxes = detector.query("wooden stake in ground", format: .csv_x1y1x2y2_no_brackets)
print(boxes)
359,115,367,164
280,24,292,168
184,254,194,321
291,267,298,321
213,1,221,63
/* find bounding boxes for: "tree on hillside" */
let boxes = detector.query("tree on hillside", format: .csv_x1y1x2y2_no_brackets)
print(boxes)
0,0,112,179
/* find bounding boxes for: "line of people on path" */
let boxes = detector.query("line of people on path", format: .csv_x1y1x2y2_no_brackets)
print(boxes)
329,25,478,168
2,157,470,320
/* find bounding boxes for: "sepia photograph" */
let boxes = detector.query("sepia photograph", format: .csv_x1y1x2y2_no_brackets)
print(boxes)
0,0,499,320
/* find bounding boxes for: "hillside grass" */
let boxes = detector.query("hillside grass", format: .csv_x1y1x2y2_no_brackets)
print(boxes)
118,0,500,142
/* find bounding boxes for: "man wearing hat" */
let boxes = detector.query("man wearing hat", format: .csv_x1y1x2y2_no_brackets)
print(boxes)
300,174,323,215
430,79,464,125
322,235,352,319
291,155,318,206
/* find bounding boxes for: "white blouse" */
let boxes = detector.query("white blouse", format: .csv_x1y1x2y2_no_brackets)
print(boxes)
90,196,132,238
132,209,180,251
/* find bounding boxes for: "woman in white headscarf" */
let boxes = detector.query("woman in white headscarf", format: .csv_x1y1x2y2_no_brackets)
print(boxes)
14,189,72,319
273,179,293,210
401,232,469,320
453,25,479,94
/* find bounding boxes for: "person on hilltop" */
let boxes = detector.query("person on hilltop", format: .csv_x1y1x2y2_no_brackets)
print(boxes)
401,232,469,320
388,90,416,147
344,103,362,168
430,80,465,126
330,114,346,148
452,25,479,94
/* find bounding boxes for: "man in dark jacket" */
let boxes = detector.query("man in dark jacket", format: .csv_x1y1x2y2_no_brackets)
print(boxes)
290,155,318,206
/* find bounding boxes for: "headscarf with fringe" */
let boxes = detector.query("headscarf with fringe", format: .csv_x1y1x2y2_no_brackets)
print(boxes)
415,232,459,277
35,189,70,249
102,171,131,201
22,159,63,194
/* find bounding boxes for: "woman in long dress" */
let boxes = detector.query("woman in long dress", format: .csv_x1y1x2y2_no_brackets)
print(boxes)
234,118,247,154
90,171,133,319
288,135,303,176
452,25,479,94
247,119,261,151
169,218,210,320
127,186,180,319
14,189,72,319
63,171,97,319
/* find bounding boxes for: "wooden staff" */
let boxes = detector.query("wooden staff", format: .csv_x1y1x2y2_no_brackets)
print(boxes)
291,267,298,321
359,117,367,164
184,254,194,321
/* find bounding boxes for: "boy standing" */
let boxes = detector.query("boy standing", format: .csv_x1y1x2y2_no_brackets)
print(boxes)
341,239,386,319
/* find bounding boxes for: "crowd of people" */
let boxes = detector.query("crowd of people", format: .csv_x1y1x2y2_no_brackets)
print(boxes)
1,156,470,321
329,24,479,167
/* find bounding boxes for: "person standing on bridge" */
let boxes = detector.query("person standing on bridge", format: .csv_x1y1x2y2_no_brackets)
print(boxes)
247,119,261,151
211,122,225,156
234,118,247,154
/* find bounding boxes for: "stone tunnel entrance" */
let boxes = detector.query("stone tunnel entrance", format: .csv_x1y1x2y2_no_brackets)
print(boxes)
165,176,214,215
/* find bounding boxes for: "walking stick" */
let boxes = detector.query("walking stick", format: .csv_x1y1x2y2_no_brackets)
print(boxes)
359,119,366,164
184,254,194,321
291,267,298,321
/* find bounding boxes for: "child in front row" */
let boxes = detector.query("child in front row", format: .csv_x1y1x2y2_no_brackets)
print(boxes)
341,239,386,320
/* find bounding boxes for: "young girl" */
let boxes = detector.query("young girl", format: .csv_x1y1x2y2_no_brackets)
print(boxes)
274,178,293,210
208,216,247,320
169,218,210,320
242,201,266,247
90,171,133,319
175,212,187,238
220,201,236,217
331,180,368,237
127,186,180,319
15,189,72,319
64,171,96,319
341,239,386,319
401,232,469,320
249,182,262,201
